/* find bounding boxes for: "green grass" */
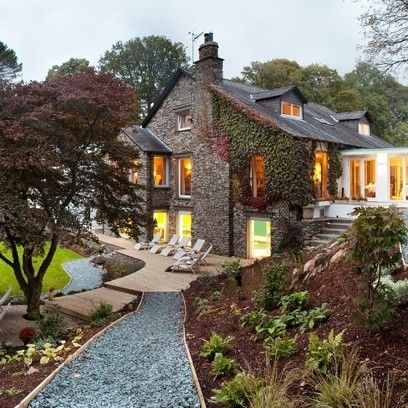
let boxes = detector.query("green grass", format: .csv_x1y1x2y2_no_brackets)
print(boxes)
0,243,83,296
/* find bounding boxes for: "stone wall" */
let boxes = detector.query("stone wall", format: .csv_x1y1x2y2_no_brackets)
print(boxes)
146,75,231,255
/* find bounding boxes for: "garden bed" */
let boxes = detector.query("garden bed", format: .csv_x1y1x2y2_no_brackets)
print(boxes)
183,256,408,406
0,296,141,408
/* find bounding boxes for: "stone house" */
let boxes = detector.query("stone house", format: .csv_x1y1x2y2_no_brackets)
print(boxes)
121,33,393,258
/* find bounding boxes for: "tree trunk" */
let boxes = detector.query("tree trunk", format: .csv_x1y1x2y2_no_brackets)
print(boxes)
23,281,42,320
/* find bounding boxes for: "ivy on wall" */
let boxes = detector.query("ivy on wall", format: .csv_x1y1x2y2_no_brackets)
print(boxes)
328,144,343,198
208,86,316,209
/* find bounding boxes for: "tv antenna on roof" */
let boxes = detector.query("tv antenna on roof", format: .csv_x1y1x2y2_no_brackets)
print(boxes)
188,31,204,62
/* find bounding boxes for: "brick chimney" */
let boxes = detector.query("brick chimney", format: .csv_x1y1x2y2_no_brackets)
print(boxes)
194,32,224,83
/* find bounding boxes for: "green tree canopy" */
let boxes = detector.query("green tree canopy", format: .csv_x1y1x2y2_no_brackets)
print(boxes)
99,35,189,119
0,41,22,82
46,57,90,79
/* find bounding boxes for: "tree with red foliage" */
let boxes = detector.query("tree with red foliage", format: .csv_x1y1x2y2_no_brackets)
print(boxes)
0,69,144,319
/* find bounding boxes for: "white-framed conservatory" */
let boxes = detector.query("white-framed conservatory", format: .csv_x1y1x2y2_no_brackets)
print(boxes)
324,148,408,218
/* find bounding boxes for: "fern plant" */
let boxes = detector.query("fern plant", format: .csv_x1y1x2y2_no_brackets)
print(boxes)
200,332,234,360
211,352,238,378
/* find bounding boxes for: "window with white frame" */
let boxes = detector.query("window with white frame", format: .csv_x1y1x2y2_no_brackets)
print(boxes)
178,157,192,197
358,123,370,135
153,155,168,187
281,101,302,118
177,111,192,131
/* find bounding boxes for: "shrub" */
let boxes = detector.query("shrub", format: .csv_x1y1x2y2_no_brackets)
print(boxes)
19,327,37,345
218,258,241,276
200,332,234,361
350,206,407,336
101,257,145,282
264,334,297,360
306,330,344,374
280,291,309,313
255,263,289,310
381,275,408,305
240,309,267,330
90,302,113,325
300,303,330,332
36,306,70,341
212,372,264,408
211,353,238,378
354,292,397,333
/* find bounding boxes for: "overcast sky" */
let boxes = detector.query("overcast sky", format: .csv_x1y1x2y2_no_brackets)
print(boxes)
0,0,371,82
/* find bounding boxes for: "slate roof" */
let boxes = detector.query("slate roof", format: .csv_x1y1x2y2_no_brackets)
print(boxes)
216,79,392,148
252,86,308,103
122,126,172,153
334,111,371,122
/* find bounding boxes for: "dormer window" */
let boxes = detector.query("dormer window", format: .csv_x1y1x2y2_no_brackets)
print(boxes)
177,111,192,131
281,101,302,119
358,123,370,135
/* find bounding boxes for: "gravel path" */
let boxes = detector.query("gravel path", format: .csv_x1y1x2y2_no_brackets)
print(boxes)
29,293,200,408
62,258,104,295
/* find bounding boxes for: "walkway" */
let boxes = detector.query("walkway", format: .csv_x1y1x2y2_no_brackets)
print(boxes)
29,293,200,408
97,234,226,292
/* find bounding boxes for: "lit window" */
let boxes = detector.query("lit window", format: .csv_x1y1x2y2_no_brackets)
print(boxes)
178,157,192,197
153,155,168,187
248,219,271,258
129,159,138,184
153,210,168,242
350,160,361,199
250,156,265,197
358,123,370,135
390,157,403,200
313,152,328,198
364,160,376,198
177,112,192,131
281,101,302,118
178,211,192,239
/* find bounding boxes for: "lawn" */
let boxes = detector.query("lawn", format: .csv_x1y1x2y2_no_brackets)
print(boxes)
0,243,83,296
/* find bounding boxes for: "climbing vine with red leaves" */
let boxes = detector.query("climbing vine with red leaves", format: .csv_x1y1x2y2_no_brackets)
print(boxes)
203,85,316,210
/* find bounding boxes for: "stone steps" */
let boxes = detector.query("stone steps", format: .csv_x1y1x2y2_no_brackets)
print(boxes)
305,218,353,250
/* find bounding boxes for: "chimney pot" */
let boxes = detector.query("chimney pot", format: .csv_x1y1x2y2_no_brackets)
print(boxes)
204,32,213,43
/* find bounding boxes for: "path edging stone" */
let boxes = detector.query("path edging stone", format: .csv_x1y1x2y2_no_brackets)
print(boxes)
181,292,207,408
15,292,144,408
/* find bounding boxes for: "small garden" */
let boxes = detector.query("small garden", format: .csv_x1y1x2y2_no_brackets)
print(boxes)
0,299,140,408
184,206,408,407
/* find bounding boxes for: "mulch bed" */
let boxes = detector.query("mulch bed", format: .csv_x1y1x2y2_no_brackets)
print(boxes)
0,295,141,408
184,256,408,407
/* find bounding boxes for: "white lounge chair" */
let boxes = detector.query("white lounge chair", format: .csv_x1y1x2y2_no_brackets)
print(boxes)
173,239,205,260
134,232,162,250
150,234,179,254
169,244,212,274
161,236,190,257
